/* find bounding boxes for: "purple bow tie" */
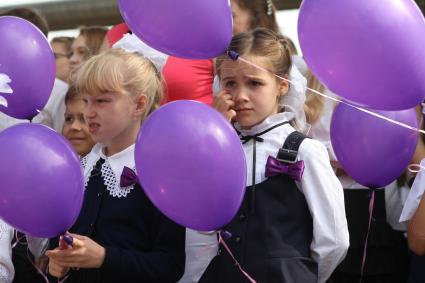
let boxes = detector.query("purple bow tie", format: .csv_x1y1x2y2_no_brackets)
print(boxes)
265,156,305,181
120,166,139,188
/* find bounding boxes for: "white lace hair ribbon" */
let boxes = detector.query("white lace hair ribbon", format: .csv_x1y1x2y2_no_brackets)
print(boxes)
112,33,168,72
0,73,13,107
279,57,310,134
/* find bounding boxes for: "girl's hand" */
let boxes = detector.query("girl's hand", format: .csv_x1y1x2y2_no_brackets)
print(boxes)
212,91,236,122
46,233,106,269
48,256,70,278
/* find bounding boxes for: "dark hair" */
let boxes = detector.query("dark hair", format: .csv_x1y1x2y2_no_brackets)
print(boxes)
232,0,279,33
64,85,78,105
216,28,292,79
0,8,49,37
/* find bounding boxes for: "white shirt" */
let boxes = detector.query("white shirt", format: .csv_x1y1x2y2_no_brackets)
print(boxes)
178,229,218,283
400,158,425,222
32,78,68,133
0,219,14,283
236,112,349,283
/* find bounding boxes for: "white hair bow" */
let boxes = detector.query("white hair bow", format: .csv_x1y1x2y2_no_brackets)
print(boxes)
279,56,310,134
112,34,169,72
0,73,13,107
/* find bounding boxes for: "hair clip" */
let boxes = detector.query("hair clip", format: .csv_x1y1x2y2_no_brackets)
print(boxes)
227,50,239,61
266,0,273,16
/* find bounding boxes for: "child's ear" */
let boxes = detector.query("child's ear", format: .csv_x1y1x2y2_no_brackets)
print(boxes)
279,77,289,95
134,94,148,118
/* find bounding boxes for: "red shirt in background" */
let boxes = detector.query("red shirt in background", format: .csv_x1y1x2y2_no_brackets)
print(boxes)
163,57,214,105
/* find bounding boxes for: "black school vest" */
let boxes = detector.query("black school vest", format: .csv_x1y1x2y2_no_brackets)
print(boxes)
200,131,318,283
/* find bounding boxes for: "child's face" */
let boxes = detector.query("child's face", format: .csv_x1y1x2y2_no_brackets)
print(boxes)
81,91,144,148
231,0,252,35
69,35,89,72
62,99,95,156
220,55,288,129
51,41,71,82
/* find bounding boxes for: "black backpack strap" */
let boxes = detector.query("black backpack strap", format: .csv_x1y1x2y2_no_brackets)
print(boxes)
277,131,308,164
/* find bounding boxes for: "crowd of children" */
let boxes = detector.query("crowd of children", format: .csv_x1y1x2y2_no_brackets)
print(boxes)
0,1,424,282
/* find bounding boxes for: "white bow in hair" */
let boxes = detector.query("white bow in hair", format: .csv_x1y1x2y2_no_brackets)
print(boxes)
0,73,13,107
112,34,168,72
280,58,310,133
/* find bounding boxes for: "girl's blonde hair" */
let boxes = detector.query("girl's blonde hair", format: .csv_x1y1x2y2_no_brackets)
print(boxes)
216,28,292,80
304,70,326,125
74,48,164,121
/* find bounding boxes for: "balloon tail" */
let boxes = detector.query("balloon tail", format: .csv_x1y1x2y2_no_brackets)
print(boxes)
218,231,257,283
359,189,375,283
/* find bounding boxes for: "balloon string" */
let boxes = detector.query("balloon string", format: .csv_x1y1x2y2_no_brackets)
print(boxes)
26,249,50,283
359,190,375,283
11,230,26,249
218,232,257,283
237,56,425,135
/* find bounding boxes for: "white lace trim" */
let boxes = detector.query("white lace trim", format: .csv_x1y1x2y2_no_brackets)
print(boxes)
0,266,11,283
81,155,135,198
81,155,93,188
101,161,135,198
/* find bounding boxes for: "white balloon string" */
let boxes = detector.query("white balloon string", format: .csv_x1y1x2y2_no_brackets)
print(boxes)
237,56,425,135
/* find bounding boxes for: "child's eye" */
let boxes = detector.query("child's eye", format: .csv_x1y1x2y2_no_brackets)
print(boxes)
78,115,86,123
82,98,88,104
64,116,74,124
224,81,236,88
250,80,262,87
96,99,108,103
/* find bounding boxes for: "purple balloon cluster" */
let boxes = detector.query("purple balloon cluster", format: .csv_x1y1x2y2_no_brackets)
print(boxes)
298,0,423,187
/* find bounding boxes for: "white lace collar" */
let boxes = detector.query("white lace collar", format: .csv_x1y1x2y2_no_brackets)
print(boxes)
234,112,292,136
81,143,136,198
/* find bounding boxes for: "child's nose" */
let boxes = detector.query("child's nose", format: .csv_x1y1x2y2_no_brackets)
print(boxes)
70,120,82,131
84,105,96,119
232,87,249,101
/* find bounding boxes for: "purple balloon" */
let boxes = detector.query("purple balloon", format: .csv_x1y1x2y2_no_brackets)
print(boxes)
298,0,425,110
0,124,84,237
118,0,233,59
331,103,418,188
135,100,246,231
0,16,55,119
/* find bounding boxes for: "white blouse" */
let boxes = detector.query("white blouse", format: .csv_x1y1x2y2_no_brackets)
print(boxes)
0,219,14,283
400,158,425,222
235,112,349,283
